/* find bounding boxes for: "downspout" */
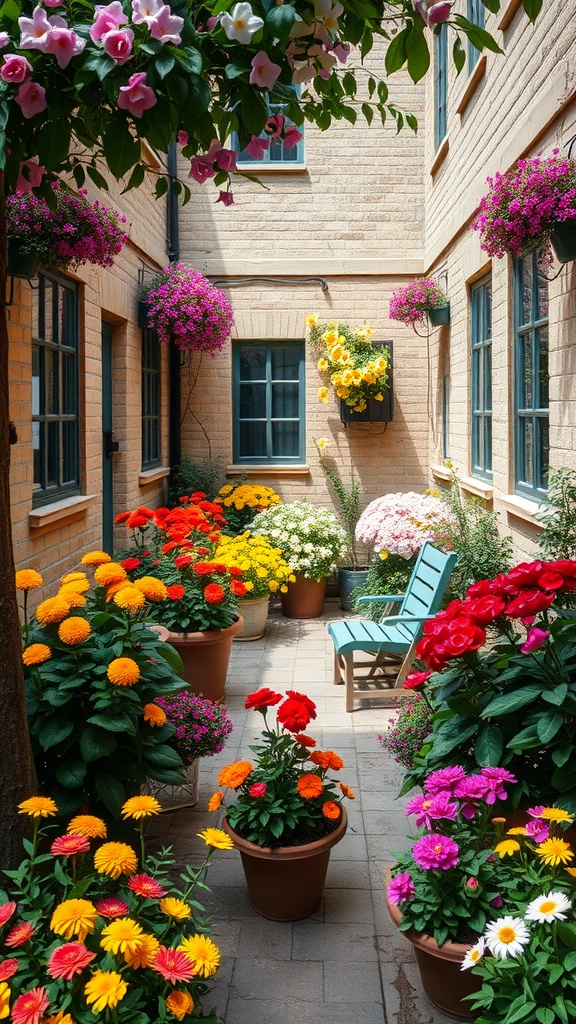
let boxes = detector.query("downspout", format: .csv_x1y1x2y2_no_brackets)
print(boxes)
167,139,181,469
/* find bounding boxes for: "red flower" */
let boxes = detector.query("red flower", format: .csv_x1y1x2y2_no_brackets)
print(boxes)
193,562,214,575
440,619,486,659
403,671,431,690
293,733,316,747
162,541,177,554
166,584,186,600
464,595,506,625
120,558,141,572
0,902,17,927
174,555,192,570
228,566,243,577
11,987,48,1024
47,942,96,980
0,959,19,981
196,547,210,555
6,922,35,947
277,691,317,732
230,580,247,597
204,584,225,604
151,947,195,984
50,834,90,857
245,688,282,710
505,588,556,619
95,898,129,918
249,782,267,798
125,513,150,529
127,874,168,899
114,511,131,524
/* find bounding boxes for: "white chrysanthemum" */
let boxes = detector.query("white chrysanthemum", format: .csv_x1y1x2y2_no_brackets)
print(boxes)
525,891,572,923
484,916,530,959
460,938,485,971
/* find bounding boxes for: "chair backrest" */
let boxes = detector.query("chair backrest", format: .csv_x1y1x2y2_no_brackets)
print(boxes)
387,542,458,637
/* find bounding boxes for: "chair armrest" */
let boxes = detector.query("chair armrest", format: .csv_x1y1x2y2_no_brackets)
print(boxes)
379,613,436,625
357,594,404,604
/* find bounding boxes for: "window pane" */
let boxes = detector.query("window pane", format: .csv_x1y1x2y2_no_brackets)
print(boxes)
239,422,267,457
537,326,549,409
272,422,299,458
62,353,76,415
520,259,533,325
485,281,492,338
32,346,41,416
537,259,549,320
47,421,59,488
484,417,492,473
272,383,298,418
484,345,492,411
33,422,41,488
46,349,58,415
62,420,78,486
523,418,533,487
521,335,533,408
239,382,266,418
239,347,266,380
271,345,300,379
539,418,549,490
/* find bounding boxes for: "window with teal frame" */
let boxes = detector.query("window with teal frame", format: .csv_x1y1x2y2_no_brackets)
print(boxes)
235,91,304,166
31,272,80,507
467,0,485,70
141,327,161,469
435,24,448,149
514,249,549,499
470,276,492,480
233,342,305,464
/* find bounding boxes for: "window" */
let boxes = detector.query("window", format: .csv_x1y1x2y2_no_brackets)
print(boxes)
141,328,161,468
442,374,450,462
514,250,549,499
470,277,493,480
467,0,485,70
235,92,304,167
233,342,305,464
435,24,448,148
32,273,79,506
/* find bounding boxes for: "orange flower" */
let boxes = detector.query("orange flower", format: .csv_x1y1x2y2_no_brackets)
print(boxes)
94,563,127,587
81,551,112,566
217,762,253,789
322,801,341,820
22,644,52,666
58,618,91,645
339,783,355,799
36,597,70,626
297,774,324,799
143,704,166,727
166,991,194,1019
15,569,43,591
310,750,344,771
208,792,223,812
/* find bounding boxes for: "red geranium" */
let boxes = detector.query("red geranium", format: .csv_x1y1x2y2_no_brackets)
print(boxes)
120,557,141,571
245,688,282,710
277,690,317,732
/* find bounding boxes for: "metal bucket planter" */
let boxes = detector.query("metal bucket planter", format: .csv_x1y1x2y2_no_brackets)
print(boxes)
549,221,576,264
428,303,450,327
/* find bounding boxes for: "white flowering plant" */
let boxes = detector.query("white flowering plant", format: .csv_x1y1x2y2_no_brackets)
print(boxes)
251,502,348,582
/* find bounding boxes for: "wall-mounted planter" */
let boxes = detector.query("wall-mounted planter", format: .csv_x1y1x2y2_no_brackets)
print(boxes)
137,298,149,329
7,240,40,280
428,303,450,327
549,221,576,264
338,341,394,425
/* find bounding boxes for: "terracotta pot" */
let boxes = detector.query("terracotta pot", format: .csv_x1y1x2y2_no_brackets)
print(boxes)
280,576,326,619
386,898,480,1020
234,597,269,641
166,616,243,703
223,807,348,921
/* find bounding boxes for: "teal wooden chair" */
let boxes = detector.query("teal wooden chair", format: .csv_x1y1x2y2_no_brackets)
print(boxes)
327,542,457,712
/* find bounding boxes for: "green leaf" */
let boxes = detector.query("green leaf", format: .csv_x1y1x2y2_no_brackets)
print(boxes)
481,684,542,717
523,0,543,21
143,744,183,769
35,121,72,171
505,1001,536,1023
474,723,504,765
542,682,568,705
121,163,146,193
536,711,564,744
95,774,127,816
506,724,541,750
481,0,501,12
454,17,504,53
405,25,430,83
80,725,117,763
102,120,141,180
155,176,169,199
155,52,175,79
225,61,250,80
385,28,409,75
55,759,87,790
87,712,136,735
552,745,572,768
38,713,74,750
564,951,576,972
266,4,295,45
361,103,374,126
453,36,466,74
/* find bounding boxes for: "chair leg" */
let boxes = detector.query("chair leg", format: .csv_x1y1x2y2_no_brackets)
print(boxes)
334,650,344,686
344,653,355,713
394,644,418,689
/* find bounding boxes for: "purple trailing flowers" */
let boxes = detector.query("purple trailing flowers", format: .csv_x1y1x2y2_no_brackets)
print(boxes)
144,263,234,353
156,691,233,764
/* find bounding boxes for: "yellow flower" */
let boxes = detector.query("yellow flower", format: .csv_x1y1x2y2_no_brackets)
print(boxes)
159,898,192,920
18,795,58,818
356,324,372,340
101,918,144,955
134,576,168,602
36,596,70,626
317,358,328,371
317,387,330,405
15,569,43,591
60,576,90,594
81,551,112,566
121,795,161,819
537,838,574,867
494,839,521,857
506,827,527,836
113,586,146,612
197,828,235,851
305,313,319,328
67,815,107,839
94,562,127,587
0,981,10,1020
84,971,127,1012
316,438,329,450
329,344,343,361
107,658,141,687
379,550,389,560
443,457,453,469
322,328,338,346
143,703,167,727
61,571,89,585
58,617,91,645
540,808,574,823
58,590,87,609
51,898,98,941
166,991,194,1019
22,643,52,666
374,393,384,401
44,1013,73,1024
123,933,159,969
178,935,221,978
94,842,138,879
336,388,349,399
218,484,233,496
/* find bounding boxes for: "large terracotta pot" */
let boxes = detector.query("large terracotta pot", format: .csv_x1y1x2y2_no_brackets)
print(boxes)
223,807,348,921
234,597,269,641
280,575,326,619
166,616,243,703
386,899,480,1020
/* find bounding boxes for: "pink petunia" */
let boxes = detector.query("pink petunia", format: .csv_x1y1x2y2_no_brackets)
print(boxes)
412,833,460,870
47,942,96,980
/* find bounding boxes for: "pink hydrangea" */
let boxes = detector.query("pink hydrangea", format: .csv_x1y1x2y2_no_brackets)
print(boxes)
387,871,415,905
412,833,459,870
355,491,455,558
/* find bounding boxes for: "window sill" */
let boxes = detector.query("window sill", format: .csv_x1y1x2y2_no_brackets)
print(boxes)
430,137,449,178
237,163,308,175
29,494,98,530
456,56,487,116
498,493,544,528
139,466,170,486
431,464,452,484
497,0,523,32
226,464,310,476
460,476,493,501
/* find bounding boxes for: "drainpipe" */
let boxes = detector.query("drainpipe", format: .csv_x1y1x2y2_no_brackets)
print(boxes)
167,139,181,469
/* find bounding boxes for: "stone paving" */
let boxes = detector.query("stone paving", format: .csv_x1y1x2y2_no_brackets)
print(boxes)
149,602,460,1024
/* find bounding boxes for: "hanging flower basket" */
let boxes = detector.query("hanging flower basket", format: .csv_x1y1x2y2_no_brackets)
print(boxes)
549,220,576,264
7,239,40,280
428,302,450,327
142,263,234,353
389,279,449,328
307,316,392,413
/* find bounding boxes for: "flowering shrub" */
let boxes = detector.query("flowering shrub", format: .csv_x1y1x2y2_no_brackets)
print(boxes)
156,693,233,764
142,264,234,353
389,278,449,326
209,687,354,847
2,795,228,1024
313,437,365,568
472,150,576,259
355,491,455,559
251,501,348,582
214,483,282,535
379,694,432,769
18,558,187,817
306,315,390,412
214,532,295,599
7,184,127,272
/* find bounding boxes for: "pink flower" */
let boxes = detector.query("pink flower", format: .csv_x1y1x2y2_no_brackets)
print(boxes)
11,987,48,1024
50,834,90,857
283,125,302,150
16,160,44,192
412,833,459,870
189,155,215,184
177,130,189,146
527,804,547,818
250,50,281,89
521,626,549,653
403,670,431,690
0,959,19,981
214,147,237,173
264,113,284,137
216,191,235,207
424,765,466,795
0,32,10,48
490,895,503,908
102,28,134,64
117,72,157,118
43,0,64,7
45,27,86,68
6,921,35,947
127,873,167,899
90,1,128,41
47,942,96,980
479,767,517,804
18,7,53,50
1,54,32,83
151,946,195,984
131,0,164,27
244,135,270,161
149,5,184,44
405,792,458,829
95,898,129,918
466,877,479,889
14,81,47,118
0,902,17,927
249,782,267,798
387,871,415,905
524,819,549,843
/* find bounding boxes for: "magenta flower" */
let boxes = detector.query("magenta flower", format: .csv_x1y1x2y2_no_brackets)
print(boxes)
102,28,134,64
388,872,415,905
521,627,549,653
117,72,157,118
149,5,184,44
244,135,270,161
412,833,459,870
389,278,449,326
216,191,235,207
249,782,267,798
90,2,128,42
14,81,47,118
424,765,466,795
1,54,33,84
479,767,517,804
524,819,549,843
283,125,303,150
45,25,87,68
264,113,284,137
15,159,44,192
189,155,215,184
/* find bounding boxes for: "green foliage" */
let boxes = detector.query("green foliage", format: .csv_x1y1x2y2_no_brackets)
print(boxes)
538,467,576,562
169,455,226,504
313,439,364,567
353,553,416,619
380,694,432,769
439,473,513,598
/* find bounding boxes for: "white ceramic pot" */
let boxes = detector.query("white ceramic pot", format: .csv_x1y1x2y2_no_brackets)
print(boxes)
235,597,270,641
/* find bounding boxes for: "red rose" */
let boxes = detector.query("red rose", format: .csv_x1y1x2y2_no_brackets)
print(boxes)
204,583,225,604
546,560,576,578
245,688,283,710
465,595,506,625
166,584,185,600
441,620,486,659
505,561,547,588
403,671,431,690
505,588,556,619
415,634,449,671
174,555,192,570
120,557,141,571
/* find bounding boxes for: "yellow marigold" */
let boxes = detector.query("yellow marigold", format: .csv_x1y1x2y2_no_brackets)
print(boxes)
67,815,107,839
81,551,112,567
374,393,384,402
58,590,87,609
197,828,235,851
540,808,574,823
22,643,52,666
100,918,144,955
58,617,91,645
537,838,574,867
218,484,233,496
51,898,98,941
18,795,58,818
143,703,166,727
208,792,223,812
494,839,521,857
178,935,221,978
61,571,89,585
0,981,9,1020
317,358,328,371
60,576,90,594
123,933,160,969
15,568,43,591
84,971,127,1012
113,587,146,612
159,898,191,920
317,387,330,405
107,658,141,687
166,991,194,1020
94,562,128,587
217,761,253,789
36,596,70,626
133,576,168,602
121,795,161,820
305,313,319,328
94,842,138,879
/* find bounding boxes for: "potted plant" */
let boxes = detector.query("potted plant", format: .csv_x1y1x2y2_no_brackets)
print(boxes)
379,692,433,769
251,501,348,618
306,315,393,422
389,278,450,328
472,149,576,262
214,482,282,535
209,686,354,920
213,532,295,640
355,490,455,560
140,263,234,352
5,794,228,1022
7,183,127,275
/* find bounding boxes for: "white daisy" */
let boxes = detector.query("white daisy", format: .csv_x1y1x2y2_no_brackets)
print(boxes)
525,891,572,923
484,916,530,959
460,937,485,971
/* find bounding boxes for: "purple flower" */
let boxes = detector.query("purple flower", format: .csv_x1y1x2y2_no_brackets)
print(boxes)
524,819,549,843
479,767,517,804
424,766,467,795
405,792,458,829
412,833,459,870
388,872,415,905
521,627,549,653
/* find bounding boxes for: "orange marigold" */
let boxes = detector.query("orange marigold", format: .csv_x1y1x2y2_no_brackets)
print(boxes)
60,571,89,585
22,644,52,666
207,792,223,812
339,783,355,799
36,596,70,626
297,774,324,799
322,801,341,821
58,590,87,609
81,551,112,566
15,569,43,591
94,563,128,587
107,658,141,687
113,587,146,612
143,704,166,727
217,762,254,789
60,577,90,594
133,577,168,602
166,991,194,1020
58,617,91,645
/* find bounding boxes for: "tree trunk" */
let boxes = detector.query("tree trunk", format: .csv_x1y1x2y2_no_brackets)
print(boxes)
0,172,37,867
